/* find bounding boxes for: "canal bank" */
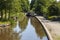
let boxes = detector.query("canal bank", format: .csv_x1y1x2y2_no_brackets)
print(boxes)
36,16,60,40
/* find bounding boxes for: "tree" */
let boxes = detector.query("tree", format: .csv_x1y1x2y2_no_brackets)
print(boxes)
56,1,60,16
0,0,13,20
6,0,13,19
21,0,30,12
0,0,4,19
30,0,35,10
48,4,59,16
30,0,56,16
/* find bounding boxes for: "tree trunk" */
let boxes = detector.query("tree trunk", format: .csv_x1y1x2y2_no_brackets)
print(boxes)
5,9,7,19
8,9,10,20
0,11,1,18
1,10,3,19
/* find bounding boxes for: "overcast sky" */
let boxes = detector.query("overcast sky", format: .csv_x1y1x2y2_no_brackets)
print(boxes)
57,0,60,2
28,0,60,3
29,0,31,3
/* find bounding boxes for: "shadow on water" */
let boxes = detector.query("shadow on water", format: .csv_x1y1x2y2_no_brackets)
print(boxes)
0,16,48,40
31,17,48,39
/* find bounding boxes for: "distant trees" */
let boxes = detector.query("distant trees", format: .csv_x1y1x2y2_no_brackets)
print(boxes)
30,0,35,10
0,0,30,20
21,0,30,12
30,0,60,17
55,1,60,16
0,0,13,20
0,0,60,20
48,4,59,16
30,0,43,15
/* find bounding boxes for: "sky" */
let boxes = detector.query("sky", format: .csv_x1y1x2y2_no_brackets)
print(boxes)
29,0,31,3
28,0,60,2
28,0,60,3
56,0,60,2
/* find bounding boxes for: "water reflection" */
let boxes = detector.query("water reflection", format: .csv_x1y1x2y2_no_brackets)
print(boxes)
0,16,48,40
13,16,28,33
13,21,21,33
0,28,20,40
31,17,48,40
20,19,40,40
19,17,29,32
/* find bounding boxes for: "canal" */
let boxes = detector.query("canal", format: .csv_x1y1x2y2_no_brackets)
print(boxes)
0,17,48,40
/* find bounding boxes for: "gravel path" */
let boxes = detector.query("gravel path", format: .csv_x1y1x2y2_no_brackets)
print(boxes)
36,16,60,40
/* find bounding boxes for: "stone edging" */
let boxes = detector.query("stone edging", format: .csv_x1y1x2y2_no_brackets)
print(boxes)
35,16,53,40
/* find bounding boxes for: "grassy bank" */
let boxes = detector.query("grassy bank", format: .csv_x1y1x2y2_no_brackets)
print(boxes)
0,21,10,25
47,16,60,21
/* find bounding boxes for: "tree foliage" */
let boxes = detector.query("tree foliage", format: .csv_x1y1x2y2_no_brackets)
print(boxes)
0,0,30,20
30,0,60,17
48,4,59,16
21,0,30,12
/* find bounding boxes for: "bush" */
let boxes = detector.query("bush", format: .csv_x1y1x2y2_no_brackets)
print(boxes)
48,16,60,21
48,4,59,16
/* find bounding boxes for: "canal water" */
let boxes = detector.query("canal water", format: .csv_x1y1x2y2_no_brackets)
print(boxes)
0,17,48,40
